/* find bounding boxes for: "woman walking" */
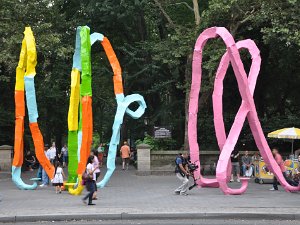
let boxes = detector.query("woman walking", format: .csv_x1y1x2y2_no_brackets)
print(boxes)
82,156,98,205
90,151,100,200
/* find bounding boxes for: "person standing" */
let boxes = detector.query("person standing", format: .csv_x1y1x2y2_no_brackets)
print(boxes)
52,161,65,194
48,142,57,165
40,145,51,187
97,143,105,168
230,149,241,183
270,148,298,191
82,156,98,205
174,153,190,196
120,141,131,170
60,144,68,168
241,150,252,177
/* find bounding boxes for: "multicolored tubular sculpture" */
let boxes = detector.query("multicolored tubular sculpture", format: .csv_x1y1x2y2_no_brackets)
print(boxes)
97,37,146,189
67,27,81,184
68,26,146,195
12,27,54,190
189,27,300,195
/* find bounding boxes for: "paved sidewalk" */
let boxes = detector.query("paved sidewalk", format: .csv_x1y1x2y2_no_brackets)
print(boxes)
0,166,300,222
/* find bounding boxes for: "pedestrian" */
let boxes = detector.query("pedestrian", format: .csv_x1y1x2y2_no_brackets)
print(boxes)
60,144,68,168
90,150,100,200
97,143,104,168
52,161,65,194
40,145,50,187
270,148,299,191
82,156,98,205
120,141,131,170
174,153,190,196
48,142,57,165
230,149,241,182
241,150,253,177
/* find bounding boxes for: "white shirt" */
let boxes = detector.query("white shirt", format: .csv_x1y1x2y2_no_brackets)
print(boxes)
61,147,68,156
86,163,96,181
44,150,50,160
48,147,56,159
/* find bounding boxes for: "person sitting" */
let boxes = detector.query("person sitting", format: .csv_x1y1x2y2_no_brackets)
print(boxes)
24,151,36,171
242,150,253,177
251,152,260,176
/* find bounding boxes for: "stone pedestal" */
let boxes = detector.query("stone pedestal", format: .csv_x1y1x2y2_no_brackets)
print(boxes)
136,143,151,175
0,145,13,171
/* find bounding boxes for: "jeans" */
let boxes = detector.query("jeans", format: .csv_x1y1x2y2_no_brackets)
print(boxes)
273,172,299,190
242,165,254,176
37,165,43,179
83,180,95,204
42,169,49,185
174,173,189,194
63,155,68,164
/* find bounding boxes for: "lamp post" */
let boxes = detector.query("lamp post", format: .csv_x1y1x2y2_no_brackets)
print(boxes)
144,117,149,136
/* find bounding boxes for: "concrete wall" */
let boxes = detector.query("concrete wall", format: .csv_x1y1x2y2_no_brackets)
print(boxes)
0,145,13,171
136,145,259,175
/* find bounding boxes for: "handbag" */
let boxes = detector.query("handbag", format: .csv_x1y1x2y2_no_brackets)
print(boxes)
82,171,93,181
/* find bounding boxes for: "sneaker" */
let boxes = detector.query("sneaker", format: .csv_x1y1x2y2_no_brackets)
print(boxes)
82,199,87,205
230,179,234,182
180,192,188,196
269,187,278,191
88,203,96,205
237,179,240,183
39,184,47,187
174,191,180,195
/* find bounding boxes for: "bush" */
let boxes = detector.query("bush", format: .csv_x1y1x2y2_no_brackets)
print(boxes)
135,134,177,151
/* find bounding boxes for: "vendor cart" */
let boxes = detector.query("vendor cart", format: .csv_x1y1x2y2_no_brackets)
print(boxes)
254,159,299,184
254,159,274,184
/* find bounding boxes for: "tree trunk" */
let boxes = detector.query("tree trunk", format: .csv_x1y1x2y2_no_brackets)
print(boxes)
192,0,200,26
184,53,192,151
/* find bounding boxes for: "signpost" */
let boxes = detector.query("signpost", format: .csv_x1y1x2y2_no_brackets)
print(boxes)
154,127,172,139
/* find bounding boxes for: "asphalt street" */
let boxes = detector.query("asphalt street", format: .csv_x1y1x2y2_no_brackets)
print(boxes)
1,219,300,225
1,165,300,222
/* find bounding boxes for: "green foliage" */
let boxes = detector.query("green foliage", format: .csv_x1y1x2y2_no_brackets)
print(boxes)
0,0,299,153
135,134,177,151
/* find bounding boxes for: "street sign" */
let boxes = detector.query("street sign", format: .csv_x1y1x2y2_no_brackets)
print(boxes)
154,127,171,139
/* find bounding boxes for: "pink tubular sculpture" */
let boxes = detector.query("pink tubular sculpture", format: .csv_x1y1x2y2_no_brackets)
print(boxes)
188,27,300,195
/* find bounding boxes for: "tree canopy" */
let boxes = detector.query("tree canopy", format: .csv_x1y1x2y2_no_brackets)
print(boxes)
0,0,299,152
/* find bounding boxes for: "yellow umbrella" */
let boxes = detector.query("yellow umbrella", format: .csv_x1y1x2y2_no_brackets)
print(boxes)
268,127,300,154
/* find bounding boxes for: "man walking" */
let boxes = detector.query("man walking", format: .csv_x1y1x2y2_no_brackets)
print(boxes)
120,141,131,170
270,148,298,191
174,153,190,196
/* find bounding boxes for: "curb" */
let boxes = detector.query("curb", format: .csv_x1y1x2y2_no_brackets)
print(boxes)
0,212,299,223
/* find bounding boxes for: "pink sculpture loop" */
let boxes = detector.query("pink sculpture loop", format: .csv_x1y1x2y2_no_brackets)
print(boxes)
189,27,300,195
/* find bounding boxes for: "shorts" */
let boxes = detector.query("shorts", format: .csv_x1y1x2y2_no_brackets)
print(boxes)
231,162,240,176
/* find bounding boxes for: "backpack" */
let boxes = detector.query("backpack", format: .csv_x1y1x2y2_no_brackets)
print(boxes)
175,156,186,177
